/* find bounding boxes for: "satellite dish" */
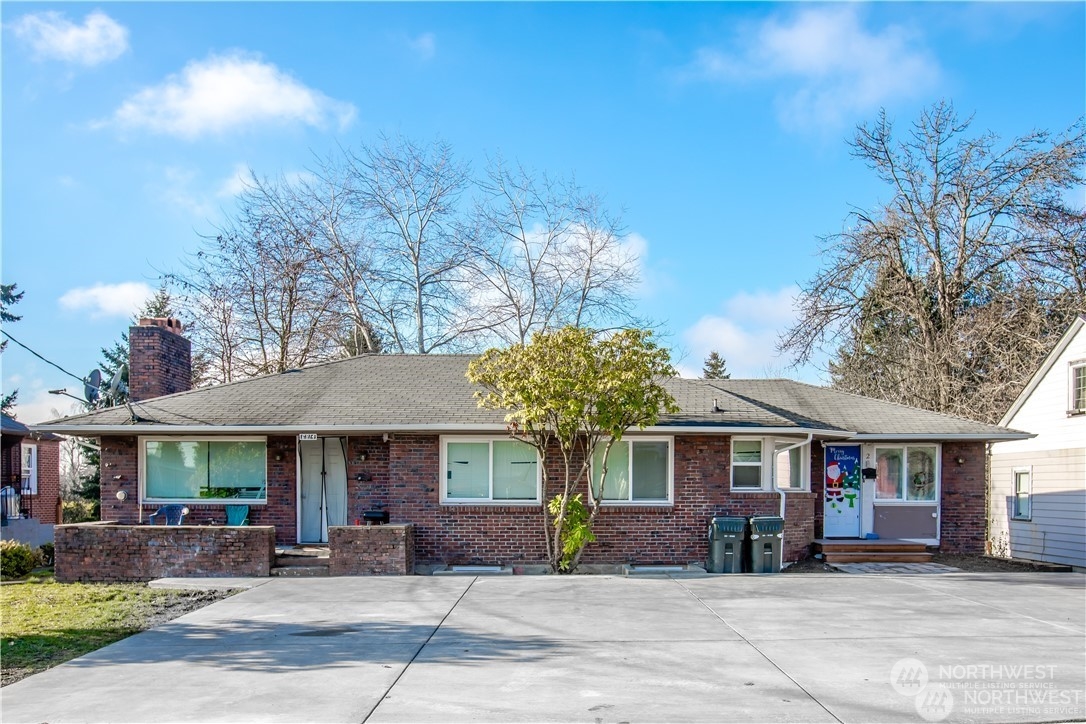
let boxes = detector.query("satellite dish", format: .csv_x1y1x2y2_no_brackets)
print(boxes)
107,365,128,401
84,369,102,405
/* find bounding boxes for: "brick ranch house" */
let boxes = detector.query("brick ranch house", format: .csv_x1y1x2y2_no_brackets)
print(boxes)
37,318,1030,572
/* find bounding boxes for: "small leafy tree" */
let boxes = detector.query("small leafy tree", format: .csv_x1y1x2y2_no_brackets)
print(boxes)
468,326,678,573
702,350,731,380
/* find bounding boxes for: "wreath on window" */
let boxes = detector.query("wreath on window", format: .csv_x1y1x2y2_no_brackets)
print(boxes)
910,472,932,494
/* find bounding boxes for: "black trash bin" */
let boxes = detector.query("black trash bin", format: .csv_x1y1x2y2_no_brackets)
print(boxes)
707,516,746,573
748,516,785,573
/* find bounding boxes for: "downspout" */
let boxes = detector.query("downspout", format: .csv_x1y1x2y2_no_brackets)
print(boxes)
774,434,814,562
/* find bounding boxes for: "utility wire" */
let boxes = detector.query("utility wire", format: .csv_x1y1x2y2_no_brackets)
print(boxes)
1,329,91,386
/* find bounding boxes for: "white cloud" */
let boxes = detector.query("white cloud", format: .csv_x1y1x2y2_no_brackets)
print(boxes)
721,286,800,328
156,166,217,218
689,6,940,131
680,285,821,380
107,51,357,139
217,165,317,199
58,282,154,319
622,231,672,299
10,10,128,66
408,32,436,61
217,163,253,199
10,386,80,426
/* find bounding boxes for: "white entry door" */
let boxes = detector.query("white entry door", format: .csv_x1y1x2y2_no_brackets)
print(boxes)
299,437,348,543
824,444,862,538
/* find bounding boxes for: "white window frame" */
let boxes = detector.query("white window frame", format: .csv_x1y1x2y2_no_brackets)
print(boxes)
1069,360,1086,414
1011,467,1032,521
872,444,941,504
440,436,542,505
589,436,674,506
139,436,269,505
772,440,811,491
731,437,768,491
20,443,38,495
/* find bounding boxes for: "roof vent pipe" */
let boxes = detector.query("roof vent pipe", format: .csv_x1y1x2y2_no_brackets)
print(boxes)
711,398,721,413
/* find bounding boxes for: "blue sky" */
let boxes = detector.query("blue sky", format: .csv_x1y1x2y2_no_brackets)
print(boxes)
2,2,1083,423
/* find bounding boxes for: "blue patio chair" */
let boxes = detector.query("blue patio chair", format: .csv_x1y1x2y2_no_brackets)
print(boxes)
225,504,250,526
148,504,188,525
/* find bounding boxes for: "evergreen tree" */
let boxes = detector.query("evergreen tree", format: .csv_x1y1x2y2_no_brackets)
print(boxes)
1,283,24,415
702,350,731,380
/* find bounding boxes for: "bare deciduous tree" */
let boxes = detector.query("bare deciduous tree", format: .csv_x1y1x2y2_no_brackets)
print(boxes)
341,135,480,353
465,159,643,345
781,102,1086,423
172,178,343,383
172,135,649,380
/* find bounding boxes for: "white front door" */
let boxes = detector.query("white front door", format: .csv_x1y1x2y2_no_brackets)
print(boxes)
299,437,348,543
824,444,862,538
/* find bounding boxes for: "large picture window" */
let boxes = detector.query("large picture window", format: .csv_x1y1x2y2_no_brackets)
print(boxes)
443,438,540,504
590,439,672,503
875,445,938,502
143,438,267,503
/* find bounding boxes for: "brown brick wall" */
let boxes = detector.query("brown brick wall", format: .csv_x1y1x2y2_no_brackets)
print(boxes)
1,437,61,524
939,441,987,553
93,432,834,566
783,492,816,562
811,442,826,538
54,522,275,582
128,319,192,402
29,438,60,524
379,434,806,567
812,440,987,551
328,524,415,575
100,435,139,521
100,435,298,544
1,438,19,488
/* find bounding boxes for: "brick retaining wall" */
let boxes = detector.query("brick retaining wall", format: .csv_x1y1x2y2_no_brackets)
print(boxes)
328,524,415,575
54,522,276,582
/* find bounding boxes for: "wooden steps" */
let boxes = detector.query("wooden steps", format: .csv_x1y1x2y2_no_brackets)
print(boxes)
272,546,330,577
814,539,933,564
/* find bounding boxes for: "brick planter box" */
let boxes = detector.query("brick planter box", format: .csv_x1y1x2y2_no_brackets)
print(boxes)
54,522,276,583
328,524,415,575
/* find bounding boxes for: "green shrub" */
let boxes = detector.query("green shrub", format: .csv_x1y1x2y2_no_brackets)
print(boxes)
1,539,40,579
62,499,97,523
39,542,55,566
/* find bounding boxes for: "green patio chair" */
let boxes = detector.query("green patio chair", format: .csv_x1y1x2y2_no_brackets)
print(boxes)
225,504,250,526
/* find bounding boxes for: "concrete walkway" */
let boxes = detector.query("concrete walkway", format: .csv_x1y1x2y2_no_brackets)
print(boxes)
829,562,963,574
3,573,1084,723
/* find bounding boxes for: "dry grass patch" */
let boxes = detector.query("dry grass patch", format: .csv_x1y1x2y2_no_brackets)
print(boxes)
1,574,234,686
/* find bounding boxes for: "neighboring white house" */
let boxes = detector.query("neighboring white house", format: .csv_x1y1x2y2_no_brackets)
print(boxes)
990,314,1086,570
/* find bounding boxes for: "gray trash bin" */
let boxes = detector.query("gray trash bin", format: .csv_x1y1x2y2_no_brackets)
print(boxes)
748,516,784,573
707,516,746,573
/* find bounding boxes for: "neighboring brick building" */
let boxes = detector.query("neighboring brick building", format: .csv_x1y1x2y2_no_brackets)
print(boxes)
36,318,1029,568
2,413,61,526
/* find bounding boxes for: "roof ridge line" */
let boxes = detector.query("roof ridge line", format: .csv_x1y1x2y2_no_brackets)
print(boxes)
782,378,1005,428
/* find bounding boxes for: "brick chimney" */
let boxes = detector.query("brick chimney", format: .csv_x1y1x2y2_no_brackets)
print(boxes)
128,317,192,402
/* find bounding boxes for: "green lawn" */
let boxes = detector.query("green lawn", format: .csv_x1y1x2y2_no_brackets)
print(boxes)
1,573,232,686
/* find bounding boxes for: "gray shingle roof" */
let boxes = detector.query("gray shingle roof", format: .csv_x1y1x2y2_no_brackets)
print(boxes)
34,354,1026,439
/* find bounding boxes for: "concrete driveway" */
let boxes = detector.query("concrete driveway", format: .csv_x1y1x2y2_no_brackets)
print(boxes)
2,573,1084,723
